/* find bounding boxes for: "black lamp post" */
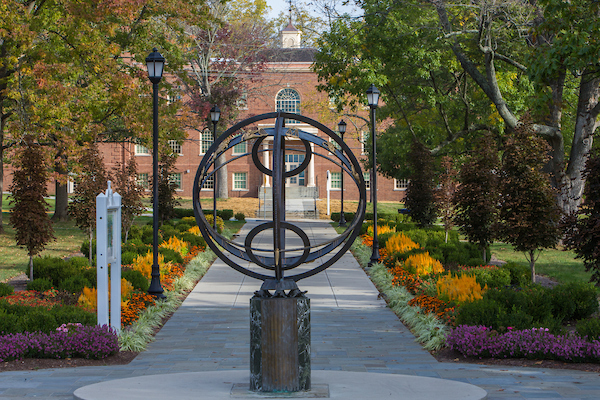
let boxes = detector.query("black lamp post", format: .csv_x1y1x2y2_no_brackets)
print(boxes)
210,105,220,230
146,48,166,299
338,119,347,227
366,84,380,267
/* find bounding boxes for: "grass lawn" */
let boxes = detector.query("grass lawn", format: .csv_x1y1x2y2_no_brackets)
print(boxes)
490,242,593,286
0,215,86,282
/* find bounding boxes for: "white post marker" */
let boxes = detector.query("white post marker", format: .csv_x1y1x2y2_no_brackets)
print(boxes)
96,181,122,332
326,170,331,216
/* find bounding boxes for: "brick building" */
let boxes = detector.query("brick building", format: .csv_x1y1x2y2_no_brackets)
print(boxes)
7,22,408,205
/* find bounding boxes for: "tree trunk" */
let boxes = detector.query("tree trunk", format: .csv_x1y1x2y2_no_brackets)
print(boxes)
216,154,228,199
482,247,486,264
529,250,536,284
89,229,93,265
29,255,34,281
557,72,600,215
52,179,69,221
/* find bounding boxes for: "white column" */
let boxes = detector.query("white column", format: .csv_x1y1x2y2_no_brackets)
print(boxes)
308,142,316,187
263,140,270,187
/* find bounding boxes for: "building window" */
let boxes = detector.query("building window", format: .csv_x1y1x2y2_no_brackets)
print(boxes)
394,178,409,190
201,175,214,190
135,144,150,155
232,136,246,155
169,140,182,155
330,172,341,189
233,172,248,190
169,173,182,191
363,172,370,190
137,173,149,190
360,131,366,155
328,137,341,154
276,88,301,124
200,128,213,155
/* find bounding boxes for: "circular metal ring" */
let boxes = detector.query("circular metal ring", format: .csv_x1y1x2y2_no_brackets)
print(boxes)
251,136,312,178
244,221,311,270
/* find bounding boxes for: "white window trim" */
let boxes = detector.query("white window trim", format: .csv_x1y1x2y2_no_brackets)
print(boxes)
135,144,151,156
200,128,213,155
232,139,247,155
168,140,183,156
360,132,366,155
363,172,371,191
394,178,409,191
169,173,183,192
330,171,342,191
232,172,248,191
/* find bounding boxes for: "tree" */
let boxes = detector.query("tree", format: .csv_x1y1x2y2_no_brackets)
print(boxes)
313,0,600,215
453,133,500,261
404,139,437,227
9,136,55,280
151,150,180,225
1,0,207,230
498,121,562,283
563,149,600,285
436,156,458,243
69,143,108,264
111,157,145,243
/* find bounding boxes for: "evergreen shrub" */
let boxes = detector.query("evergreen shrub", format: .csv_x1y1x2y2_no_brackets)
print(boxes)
0,283,14,297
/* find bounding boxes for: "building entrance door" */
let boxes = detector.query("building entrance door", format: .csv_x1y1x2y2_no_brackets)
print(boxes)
285,153,305,187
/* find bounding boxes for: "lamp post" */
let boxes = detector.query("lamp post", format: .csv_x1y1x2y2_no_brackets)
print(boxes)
210,105,220,230
146,48,166,299
338,119,347,227
366,84,380,267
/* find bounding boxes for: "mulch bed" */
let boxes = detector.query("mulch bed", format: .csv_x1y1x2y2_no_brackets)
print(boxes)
0,351,138,372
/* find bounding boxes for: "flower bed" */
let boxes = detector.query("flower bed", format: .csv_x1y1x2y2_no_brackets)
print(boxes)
0,324,118,362
448,325,600,363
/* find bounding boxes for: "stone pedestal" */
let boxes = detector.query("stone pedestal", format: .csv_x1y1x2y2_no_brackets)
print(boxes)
250,296,310,392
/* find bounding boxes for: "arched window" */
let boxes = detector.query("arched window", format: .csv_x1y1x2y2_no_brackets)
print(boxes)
276,88,301,124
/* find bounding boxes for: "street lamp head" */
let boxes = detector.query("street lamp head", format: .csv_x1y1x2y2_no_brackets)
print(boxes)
210,105,221,124
146,48,165,84
366,84,380,109
338,119,347,135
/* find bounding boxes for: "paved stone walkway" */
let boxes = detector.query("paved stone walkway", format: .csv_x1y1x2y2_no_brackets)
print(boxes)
0,220,599,399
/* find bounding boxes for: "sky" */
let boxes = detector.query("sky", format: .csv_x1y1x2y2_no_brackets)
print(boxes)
265,0,360,21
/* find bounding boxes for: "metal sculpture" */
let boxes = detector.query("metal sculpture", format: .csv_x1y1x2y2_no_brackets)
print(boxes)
193,112,366,296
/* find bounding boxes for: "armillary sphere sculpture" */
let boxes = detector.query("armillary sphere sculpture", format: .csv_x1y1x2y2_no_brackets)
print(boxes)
193,112,367,297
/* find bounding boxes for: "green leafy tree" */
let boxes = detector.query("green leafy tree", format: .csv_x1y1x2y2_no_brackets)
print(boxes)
151,150,180,225
563,149,600,285
313,0,600,215
111,157,145,243
453,133,500,261
69,143,108,264
436,156,458,243
9,136,55,280
499,122,562,283
404,139,437,227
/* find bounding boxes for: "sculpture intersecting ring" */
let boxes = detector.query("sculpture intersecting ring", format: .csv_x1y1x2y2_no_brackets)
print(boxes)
193,112,367,289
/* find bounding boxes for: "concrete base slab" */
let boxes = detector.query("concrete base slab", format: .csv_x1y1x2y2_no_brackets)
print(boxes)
73,370,487,400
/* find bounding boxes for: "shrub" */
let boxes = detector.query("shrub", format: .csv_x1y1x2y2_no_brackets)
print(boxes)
27,278,53,292
175,223,191,233
122,269,150,292
235,212,246,221
576,318,600,342
204,214,224,233
121,251,138,265
454,298,503,328
219,209,234,221
173,208,195,218
0,302,95,334
0,283,14,297
178,232,207,249
437,274,486,304
80,239,97,259
159,247,184,264
502,261,531,286
458,265,511,289
58,275,91,294
330,212,356,222
550,282,599,321
68,257,90,269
